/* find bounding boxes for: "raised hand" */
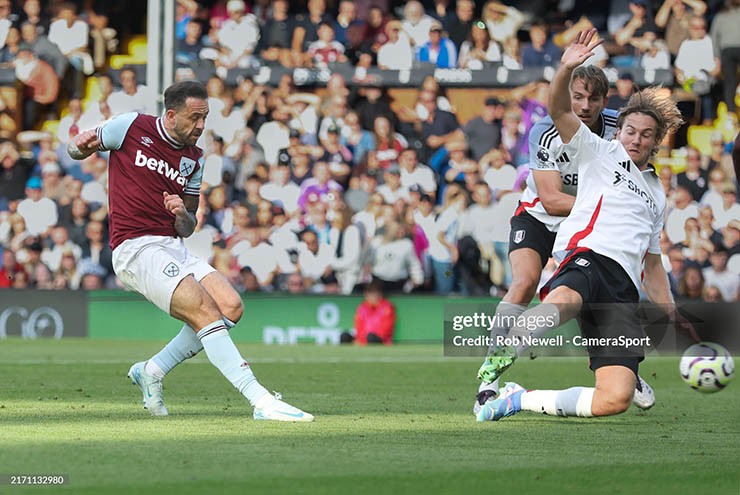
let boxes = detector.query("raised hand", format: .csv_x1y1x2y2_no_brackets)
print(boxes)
561,28,603,70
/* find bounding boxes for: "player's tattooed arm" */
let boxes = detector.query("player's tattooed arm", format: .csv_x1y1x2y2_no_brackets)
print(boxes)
164,192,197,238
68,129,101,160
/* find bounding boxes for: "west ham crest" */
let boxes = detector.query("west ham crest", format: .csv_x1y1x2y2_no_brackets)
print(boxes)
179,157,196,176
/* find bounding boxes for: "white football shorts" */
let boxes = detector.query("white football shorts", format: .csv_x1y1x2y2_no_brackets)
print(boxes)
112,235,216,314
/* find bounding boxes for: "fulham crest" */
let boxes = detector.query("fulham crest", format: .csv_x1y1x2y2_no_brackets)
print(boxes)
513,230,525,244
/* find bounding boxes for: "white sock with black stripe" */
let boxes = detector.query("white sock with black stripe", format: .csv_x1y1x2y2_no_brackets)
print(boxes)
147,318,238,379
196,321,269,406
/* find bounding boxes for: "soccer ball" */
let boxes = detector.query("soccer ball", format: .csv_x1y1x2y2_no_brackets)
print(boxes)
679,342,734,393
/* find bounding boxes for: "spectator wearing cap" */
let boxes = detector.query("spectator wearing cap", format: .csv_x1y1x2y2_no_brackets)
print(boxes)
521,19,562,68
416,20,457,68
376,19,414,70
607,72,636,111
16,176,57,237
703,246,739,301
458,19,502,70
402,0,436,48
377,163,410,204
0,141,36,211
215,0,260,70
398,148,437,195
444,0,475,50
318,123,353,184
260,163,301,215
463,96,504,161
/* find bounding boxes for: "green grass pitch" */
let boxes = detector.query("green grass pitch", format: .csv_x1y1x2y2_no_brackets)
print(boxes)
0,339,738,495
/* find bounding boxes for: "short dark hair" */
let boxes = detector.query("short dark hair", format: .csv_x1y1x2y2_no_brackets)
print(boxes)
164,80,208,111
571,65,609,99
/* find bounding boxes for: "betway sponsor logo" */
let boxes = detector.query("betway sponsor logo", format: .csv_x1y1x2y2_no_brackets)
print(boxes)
134,149,188,186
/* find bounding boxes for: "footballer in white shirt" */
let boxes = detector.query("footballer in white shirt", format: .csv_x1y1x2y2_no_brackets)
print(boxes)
477,29,696,422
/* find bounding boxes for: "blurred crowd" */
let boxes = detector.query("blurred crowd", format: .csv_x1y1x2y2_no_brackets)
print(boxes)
0,0,738,302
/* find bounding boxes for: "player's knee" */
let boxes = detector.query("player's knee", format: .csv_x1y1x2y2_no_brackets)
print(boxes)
507,276,539,302
220,291,244,323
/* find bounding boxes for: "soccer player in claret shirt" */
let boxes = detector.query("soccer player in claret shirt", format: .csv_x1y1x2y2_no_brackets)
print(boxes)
474,62,655,414
68,80,313,421
477,29,694,421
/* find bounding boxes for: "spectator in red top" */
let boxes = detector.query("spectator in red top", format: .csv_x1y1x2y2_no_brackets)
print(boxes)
353,281,396,345
0,248,23,288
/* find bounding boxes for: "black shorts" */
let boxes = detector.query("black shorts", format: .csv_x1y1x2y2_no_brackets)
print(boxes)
542,249,644,375
508,209,557,267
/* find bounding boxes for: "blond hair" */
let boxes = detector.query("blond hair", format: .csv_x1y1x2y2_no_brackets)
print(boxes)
617,87,684,145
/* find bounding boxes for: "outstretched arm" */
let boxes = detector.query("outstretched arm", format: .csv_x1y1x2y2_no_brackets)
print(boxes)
549,29,603,144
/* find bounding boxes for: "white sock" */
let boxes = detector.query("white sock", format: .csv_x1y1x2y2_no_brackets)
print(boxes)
521,387,594,417
196,321,269,406
149,318,237,378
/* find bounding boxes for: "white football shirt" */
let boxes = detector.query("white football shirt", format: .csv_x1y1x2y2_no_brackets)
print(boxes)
552,122,665,291
520,110,618,231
